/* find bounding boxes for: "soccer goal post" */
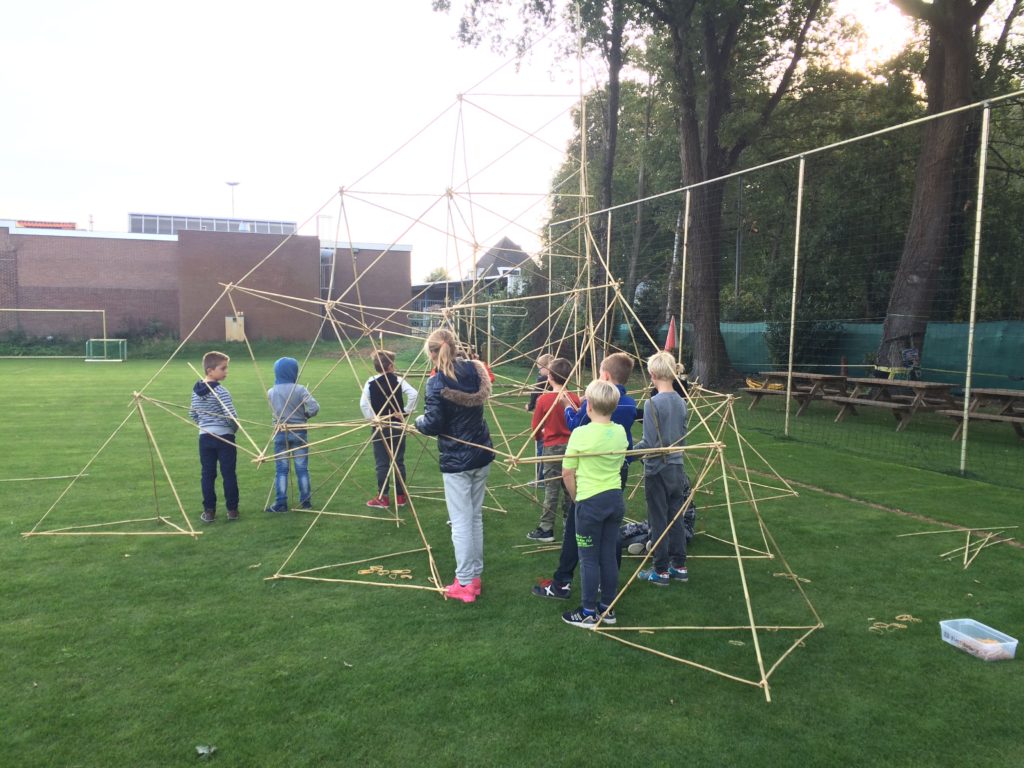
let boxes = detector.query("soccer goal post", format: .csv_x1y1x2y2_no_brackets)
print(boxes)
85,338,127,362
0,308,108,359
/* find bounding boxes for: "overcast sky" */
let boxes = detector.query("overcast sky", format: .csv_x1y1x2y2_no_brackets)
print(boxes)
0,1,908,281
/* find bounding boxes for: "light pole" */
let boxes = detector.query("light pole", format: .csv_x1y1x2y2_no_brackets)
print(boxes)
226,181,239,217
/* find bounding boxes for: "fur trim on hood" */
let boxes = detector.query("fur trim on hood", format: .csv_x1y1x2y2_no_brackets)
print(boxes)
439,359,491,408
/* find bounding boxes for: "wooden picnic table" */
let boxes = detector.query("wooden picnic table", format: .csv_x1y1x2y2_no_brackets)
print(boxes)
937,386,1024,440
822,377,960,432
742,371,847,416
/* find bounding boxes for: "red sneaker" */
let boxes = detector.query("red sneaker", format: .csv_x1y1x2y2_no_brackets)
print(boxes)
444,580,477,603
395,494,408,507
366,496,389,509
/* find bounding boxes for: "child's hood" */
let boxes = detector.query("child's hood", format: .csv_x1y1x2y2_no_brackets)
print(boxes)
193,380,221,397
273,357,300,385
437,359,491,407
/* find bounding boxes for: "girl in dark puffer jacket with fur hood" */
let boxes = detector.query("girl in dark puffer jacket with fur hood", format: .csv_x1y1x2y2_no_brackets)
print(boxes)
415,328,494,603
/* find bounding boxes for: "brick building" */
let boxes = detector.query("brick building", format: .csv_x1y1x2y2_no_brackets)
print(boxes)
0,220,411,343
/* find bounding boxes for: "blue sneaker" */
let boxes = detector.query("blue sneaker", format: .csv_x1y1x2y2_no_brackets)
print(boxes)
562,606,599,627
637,568,670,586
669,565,689,582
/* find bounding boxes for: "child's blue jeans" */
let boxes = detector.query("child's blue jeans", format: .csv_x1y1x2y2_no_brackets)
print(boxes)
274,430,310,507
199,433,238,511
575,488,625,611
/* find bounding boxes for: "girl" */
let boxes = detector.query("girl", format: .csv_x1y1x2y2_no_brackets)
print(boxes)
414,329,494,603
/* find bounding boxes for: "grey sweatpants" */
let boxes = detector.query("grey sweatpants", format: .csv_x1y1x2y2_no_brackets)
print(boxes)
645,463,688,572
443,464,491,585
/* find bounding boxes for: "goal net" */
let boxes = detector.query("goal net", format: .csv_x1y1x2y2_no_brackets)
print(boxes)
0,308,107,358
85,338,127,362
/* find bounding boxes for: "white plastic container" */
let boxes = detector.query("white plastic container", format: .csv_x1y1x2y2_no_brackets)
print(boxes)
940,619,1018,661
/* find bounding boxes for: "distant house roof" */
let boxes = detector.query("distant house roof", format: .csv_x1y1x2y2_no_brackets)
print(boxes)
472,236,532,278
16,220,76,230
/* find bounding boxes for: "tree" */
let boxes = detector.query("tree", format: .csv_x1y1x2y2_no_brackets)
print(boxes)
624,1,825,385
424,267,451,282
875,0,1009,372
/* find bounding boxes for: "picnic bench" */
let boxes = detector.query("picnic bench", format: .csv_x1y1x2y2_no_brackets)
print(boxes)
822,377,959,432
936,387,1024,440
742,371,847,416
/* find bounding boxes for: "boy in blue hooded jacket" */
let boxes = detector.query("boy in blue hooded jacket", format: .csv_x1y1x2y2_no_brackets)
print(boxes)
266,357,320,512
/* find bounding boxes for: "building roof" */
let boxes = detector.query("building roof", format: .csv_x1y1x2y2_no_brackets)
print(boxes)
473,236,532,278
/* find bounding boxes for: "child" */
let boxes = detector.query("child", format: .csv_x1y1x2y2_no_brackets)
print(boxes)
189,350,240,523
526,353,554,485
564,352,638,491
531,353,636,601
526,354,554,412
415,329,493,604
526,358,580,542
635,351,691,585
266,357,320,513
560,379,627,627
360,349,418,508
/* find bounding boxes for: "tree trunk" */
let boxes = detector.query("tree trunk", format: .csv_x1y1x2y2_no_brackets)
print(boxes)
593,0,626,360
879,1,982,371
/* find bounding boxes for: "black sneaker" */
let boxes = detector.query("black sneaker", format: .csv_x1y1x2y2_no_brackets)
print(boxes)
200,510,215,523
597,604,617,625
226,509,239,521
300,501,313,510
526,527,555,543
531,579,570,600
265,504,289,513
562,606,599,628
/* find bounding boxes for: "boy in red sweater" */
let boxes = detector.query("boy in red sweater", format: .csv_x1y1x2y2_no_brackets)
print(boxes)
526,358,580,542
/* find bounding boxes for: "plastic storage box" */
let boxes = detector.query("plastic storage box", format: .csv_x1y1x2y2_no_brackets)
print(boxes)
940,619,1018,661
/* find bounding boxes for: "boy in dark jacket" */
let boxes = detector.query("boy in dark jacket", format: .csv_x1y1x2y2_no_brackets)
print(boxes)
360,350,418,509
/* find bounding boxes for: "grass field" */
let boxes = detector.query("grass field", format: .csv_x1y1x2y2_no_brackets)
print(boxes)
1,354,1022,767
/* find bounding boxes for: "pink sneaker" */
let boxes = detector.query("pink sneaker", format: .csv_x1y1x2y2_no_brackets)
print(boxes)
366,496,389,509
469,577,482,596
445,580,477,603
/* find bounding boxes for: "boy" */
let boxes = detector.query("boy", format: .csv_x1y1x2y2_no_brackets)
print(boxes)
526,358,580,542
266,357,319,512
564,352,638,490
560,379,627,627
189,350,240,523
531,353,636,601
635,351,691,585
360,350,418,508
526,353,554,486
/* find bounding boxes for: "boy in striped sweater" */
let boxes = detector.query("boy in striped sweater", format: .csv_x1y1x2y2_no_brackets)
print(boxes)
189,350,240,523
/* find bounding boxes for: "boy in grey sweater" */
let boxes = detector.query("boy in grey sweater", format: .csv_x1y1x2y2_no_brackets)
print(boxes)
635,351,690,585
266,357,319,512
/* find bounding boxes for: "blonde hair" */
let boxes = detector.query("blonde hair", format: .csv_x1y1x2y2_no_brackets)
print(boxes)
372,349,396,373
425,328,459,379
600,352,634,385
537,353,554,369
585,379,620,417
203,350,229,373
647,351,677,381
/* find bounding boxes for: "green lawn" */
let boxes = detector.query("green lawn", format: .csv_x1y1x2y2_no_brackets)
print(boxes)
1,356,1021,767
